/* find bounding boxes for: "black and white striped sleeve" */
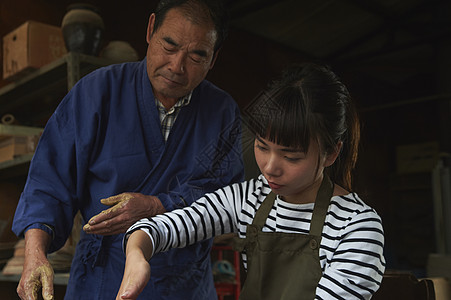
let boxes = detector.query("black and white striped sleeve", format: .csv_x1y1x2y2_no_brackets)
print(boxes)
316,203,385,299
124,181,250,255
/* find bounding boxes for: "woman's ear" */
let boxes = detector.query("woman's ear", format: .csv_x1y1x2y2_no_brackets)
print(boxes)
324,141,343,167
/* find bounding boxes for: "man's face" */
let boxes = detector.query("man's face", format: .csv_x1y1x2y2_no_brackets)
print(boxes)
146,8,218,107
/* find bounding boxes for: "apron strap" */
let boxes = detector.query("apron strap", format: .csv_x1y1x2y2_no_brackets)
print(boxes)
309,175,334,236
233,192,276,252
252,192,276,229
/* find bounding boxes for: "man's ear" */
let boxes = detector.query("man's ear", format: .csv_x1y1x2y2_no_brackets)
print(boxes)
325,141,343,167
146,13,156,43
209,48,220,70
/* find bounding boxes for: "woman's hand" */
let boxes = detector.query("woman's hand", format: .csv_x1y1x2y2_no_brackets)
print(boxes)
116,251,150,299
116,230,153,300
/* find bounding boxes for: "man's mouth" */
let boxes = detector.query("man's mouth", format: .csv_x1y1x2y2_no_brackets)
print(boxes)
160,73,185,86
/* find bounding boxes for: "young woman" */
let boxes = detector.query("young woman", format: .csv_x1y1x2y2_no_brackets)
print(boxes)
116,63,385,300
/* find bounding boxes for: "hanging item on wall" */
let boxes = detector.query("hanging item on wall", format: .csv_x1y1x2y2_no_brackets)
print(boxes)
1,114,16,125
61,3,104,56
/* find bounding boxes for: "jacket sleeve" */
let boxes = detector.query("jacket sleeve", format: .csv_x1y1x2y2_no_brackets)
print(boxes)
12,81,99,253
12,101,79,252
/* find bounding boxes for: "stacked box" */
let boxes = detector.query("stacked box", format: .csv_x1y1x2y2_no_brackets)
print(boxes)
0,135,39,163
2,20,67,80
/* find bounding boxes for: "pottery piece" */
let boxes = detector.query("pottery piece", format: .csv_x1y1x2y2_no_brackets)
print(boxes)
61,3,104,56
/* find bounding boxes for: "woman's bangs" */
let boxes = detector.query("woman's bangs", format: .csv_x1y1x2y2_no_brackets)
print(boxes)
246,87,311,150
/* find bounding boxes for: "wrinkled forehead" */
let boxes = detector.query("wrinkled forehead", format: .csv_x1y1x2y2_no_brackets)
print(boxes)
158,8,217,46
160,5,216,36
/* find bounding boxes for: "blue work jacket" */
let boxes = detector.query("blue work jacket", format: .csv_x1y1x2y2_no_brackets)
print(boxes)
12,59,244,299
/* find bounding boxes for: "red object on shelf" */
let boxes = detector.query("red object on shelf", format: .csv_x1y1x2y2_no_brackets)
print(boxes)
212,245,241,300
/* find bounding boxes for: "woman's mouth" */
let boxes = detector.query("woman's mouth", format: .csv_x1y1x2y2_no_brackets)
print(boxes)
268,181,283,190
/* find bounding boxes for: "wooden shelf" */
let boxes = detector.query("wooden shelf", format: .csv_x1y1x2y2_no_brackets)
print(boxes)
0,52,114,120
0,153,34,170
0,53,111,176
0,124,44,178
0,124,43,137
0,53,115,290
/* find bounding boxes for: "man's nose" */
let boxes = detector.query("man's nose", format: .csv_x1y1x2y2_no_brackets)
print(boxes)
168,51,186,74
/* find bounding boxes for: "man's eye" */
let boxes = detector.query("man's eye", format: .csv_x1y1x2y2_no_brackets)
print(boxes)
189,54,208,64
189,56,201,63
163,46,176,52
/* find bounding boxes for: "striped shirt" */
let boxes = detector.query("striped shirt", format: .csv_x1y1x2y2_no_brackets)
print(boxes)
155,93,191,141
126,174,386,299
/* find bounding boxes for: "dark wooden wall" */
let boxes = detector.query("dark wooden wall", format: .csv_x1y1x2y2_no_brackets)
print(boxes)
0,0,305,103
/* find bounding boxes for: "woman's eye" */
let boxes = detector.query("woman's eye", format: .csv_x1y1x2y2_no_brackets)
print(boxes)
284,156,301,162
256,144,267,151
284,152,304,161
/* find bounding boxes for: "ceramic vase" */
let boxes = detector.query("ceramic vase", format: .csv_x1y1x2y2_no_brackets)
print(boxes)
61,3,104,56
101,41,139,62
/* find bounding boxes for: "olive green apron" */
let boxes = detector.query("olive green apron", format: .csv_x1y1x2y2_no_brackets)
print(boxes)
233,176,333,300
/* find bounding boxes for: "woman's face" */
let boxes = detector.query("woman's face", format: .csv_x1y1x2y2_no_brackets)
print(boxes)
254,136,337,204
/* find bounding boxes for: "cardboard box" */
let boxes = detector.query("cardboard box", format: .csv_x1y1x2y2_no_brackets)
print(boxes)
2,20,67,80
0,135,38,163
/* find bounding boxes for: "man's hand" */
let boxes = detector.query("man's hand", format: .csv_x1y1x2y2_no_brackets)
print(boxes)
17,229,54,300
83,193,166,235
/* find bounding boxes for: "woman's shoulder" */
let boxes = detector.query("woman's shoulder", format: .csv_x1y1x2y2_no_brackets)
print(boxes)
329,192,383,222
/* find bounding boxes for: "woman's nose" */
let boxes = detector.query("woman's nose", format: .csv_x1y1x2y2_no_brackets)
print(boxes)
264,154,281,177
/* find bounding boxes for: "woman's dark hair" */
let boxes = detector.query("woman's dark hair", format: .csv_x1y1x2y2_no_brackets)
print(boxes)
244,62,360,191
152,0,229,53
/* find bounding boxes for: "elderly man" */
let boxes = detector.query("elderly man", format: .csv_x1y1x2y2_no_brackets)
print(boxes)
12,0,244,299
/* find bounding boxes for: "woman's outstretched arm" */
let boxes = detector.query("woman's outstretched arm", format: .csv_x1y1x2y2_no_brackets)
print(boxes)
116,230,153,300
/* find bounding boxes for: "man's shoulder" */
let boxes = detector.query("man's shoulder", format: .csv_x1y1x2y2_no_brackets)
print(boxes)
194,80,236,106
59,60,145,113
79,60,144,86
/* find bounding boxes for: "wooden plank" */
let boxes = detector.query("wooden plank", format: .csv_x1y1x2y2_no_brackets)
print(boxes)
0,124,43,137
